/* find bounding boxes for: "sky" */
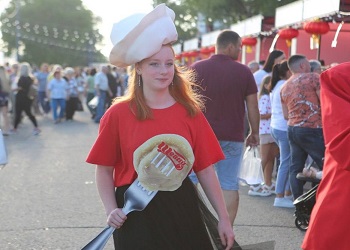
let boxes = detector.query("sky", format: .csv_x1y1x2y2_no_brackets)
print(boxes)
0,0,154,58
82,0,154,56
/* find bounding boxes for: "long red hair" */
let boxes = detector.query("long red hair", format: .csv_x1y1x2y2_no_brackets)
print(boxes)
112,46,204,120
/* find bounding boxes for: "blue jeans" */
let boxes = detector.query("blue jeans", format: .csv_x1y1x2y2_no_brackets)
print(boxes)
287,126,325,199
271,128,291,195
51,98,66,121
95,91,107,123
38,91,50,114
189,141,244,191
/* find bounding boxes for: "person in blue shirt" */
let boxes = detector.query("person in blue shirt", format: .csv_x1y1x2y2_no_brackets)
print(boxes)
34,63,50,115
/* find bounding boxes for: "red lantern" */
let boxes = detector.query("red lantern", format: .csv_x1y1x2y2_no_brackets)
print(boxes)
175,54,182,60
182,52,190,58
188,50,199,58
200,46,215,59
200,47,211,55
303,20,330,49
303,21,330,35
208,46,215,53
241,37,257,53
278,28,299,47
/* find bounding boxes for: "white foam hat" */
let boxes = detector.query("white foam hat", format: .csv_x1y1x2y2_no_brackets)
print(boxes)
109,4,178,67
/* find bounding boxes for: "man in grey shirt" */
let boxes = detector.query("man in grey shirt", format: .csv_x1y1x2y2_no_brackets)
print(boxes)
94,65,111,123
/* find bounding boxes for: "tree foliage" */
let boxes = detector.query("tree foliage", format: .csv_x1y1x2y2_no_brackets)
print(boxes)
0,0,106,66
152,0,298,41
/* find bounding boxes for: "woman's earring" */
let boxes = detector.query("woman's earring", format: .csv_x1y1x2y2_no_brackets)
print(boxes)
138,75,141,87
171,81,174,86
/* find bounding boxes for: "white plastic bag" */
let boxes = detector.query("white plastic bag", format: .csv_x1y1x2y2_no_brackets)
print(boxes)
88,96,98,109
238,146,264,185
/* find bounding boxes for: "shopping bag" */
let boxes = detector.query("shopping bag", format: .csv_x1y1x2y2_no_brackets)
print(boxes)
88,96,98,109
0,130,8,167
238,146,264,185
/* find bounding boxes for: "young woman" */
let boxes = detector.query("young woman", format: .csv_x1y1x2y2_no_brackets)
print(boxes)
12,62,40,135
248,75,279,197
270,60,294,208
253,50,285,91
86,4,234,250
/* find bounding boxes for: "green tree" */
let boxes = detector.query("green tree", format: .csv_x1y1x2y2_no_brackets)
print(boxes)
153,0,298,41
0,0,106,66
150,1,199,42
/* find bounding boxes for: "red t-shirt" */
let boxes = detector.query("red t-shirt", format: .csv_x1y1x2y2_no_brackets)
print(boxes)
86,101,224,187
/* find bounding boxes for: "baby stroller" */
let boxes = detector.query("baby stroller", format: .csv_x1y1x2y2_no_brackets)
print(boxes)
293,159,322,231
293,184,318,231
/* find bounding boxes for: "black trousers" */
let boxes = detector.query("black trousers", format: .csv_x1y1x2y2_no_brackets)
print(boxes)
66,96,78,120
14,95,37,129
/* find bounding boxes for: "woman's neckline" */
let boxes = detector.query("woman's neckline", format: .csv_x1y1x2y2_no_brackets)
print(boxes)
150,101,177,111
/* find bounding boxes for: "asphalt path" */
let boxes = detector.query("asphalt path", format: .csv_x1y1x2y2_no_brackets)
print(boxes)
0,110,306,250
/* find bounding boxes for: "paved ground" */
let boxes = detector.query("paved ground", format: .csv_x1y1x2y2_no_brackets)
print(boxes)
0,110,307,250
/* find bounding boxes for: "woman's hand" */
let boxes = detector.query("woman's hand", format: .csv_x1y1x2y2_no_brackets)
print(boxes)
218,219,235,250
107,208,127,229
196,166,235,249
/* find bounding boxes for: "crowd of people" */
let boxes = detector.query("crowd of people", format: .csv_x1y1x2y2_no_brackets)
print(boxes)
245,51,327,210
187,33,332,220
0,62,129,135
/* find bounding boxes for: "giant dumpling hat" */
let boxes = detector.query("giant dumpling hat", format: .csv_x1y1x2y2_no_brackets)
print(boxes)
109,4,178,67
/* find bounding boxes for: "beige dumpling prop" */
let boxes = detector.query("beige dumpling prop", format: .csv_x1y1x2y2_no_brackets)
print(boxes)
133,134,195,191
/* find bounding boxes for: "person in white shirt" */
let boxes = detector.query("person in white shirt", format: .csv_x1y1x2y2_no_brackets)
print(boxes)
47,69,68,124
94,65,111,123
253,50,285,91
248,75,279,197
270,60,294,208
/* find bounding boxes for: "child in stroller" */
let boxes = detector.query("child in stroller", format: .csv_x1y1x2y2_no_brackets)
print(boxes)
293,160,322,231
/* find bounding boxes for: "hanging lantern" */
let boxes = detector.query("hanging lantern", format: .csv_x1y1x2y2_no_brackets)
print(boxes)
278,28,299,47
200,47,211,55
303,20,330,49
181,52,190,63
175,54,182,60
200,46,215,59
241,37,257,53
188,50,199,58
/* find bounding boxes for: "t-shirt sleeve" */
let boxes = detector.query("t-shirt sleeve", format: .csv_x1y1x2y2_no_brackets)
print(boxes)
245,67,259,96
86,108,121,167
191,112,225,173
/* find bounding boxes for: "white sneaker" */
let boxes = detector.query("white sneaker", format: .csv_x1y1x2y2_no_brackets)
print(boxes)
33,128,41,135
273,197,295,208
284,195,294,201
